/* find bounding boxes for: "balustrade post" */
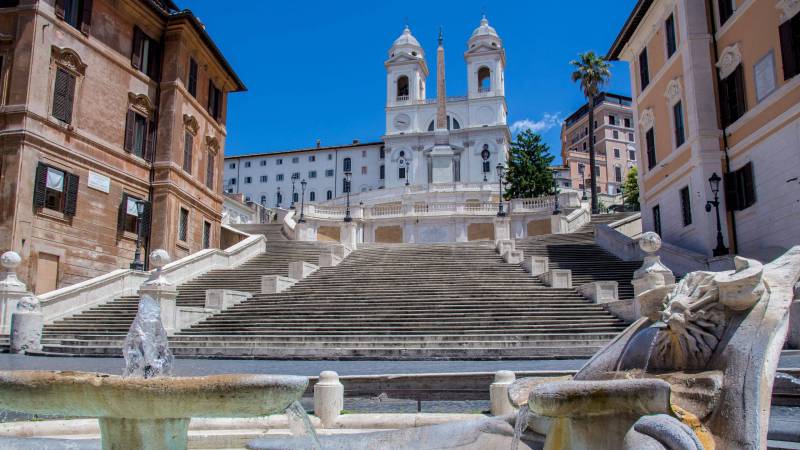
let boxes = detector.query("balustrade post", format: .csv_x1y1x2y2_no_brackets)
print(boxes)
0,251,27,335
314,371,344,428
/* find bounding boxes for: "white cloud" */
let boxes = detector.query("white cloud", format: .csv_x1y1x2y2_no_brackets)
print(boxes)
510,113,562,134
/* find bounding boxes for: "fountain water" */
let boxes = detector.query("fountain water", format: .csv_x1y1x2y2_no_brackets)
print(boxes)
285,400,322,449
510,404,529,450
123,294,173,378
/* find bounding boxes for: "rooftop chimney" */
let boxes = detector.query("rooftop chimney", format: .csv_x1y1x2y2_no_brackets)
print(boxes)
316,139,321,148
352,139,360,144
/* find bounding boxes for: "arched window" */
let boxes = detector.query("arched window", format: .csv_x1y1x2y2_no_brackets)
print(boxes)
309,191,316,202
452,118,460,130
343,157,351,172
397,75,409,99
326,190,333,200
260,195,267,205
478,67,491,92
427,115,460,131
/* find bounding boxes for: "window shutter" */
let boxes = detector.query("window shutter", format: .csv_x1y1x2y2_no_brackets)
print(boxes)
207,82,214,115
117,193,129,233
33,163,48,208
64,71,75,124
131,27,143,69
724,171,740,211
206,153,214,190
183,132,193,173
188,58,198,96
742,162,756,208
54,0,65,18
144,118,156,162
63,172,79,216
140,201,152,242
780,21,797,80
52,69,68,122
123,110,135,153
80,0,93,34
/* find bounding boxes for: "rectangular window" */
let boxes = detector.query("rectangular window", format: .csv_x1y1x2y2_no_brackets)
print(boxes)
33,164,78,216
639,48,650,91
206,153,215,190
780,12,800,80
228,163,235,169
178,207,188,242
276,158,283,165
187,58,198,97
628,133,635,142
131,26,160,80
629,149,636,161
260,160,267,166
325,169,334,177
244,176,252,184
52,68,76,124
624,117,631,128
292,172,300,179
380,164,385,180
308,171,317,178
202,221,211,249
719,65,747,127
183,132,193,173
398,167,406,179
652,204,662,236
326,190,333,200
673,101,685,147
665,14,677,57
646,128,657,170
680,186,692,226
230,178,237,185
725,162,757,211
361,166,367,175
718,0,734,26
308,155,315,162
244,161,251,168
380,147,385,159
276,174,284,181
615,166,622,182
328,153,333,160
609,115,616,125
613,148,620,158
58,0,91,33
613,130,619,139
207,81,222,121
292,157,299,164
119,194,145,234
123,110,154,160
260,175,268,182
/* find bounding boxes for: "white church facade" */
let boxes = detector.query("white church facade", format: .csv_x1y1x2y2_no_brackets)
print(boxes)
224,18,511,205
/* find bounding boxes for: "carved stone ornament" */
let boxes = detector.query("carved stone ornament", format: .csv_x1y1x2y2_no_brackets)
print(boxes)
127,93,155,116
640,108,655,131
205,136,220,154
649,256,765,371
183,114,199,136
716,43,742,80
51,46,87,75
777,0,800,23
664,78,682,105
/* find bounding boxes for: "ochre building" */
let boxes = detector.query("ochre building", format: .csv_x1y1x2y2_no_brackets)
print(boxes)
0,0,244,293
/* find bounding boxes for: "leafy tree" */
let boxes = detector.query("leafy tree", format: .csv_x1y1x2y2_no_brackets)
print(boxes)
622,166,640,210
504,129,555,200
570,51,611,214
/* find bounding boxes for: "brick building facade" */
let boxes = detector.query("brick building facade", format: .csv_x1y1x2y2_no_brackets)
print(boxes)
0,0,244,293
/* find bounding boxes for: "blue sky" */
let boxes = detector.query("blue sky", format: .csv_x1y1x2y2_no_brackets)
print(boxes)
185,1,637,163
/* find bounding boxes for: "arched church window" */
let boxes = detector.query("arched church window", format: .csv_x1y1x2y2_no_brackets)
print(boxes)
428,121,435,132
452,118,461,130
343,157,351,172
397,75,409,99
478,67,491,92
326,190,333,200
427,115,459,131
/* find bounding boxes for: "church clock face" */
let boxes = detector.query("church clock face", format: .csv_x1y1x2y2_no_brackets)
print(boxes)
394,114,411,131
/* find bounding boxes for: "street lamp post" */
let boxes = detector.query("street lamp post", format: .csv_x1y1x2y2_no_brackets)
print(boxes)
495,163,506,217
290,174,297,209
705,172,729,257
130,200,145,271
276,187,281,208
343,171,353,222
298,179,307,223
552,170,561,215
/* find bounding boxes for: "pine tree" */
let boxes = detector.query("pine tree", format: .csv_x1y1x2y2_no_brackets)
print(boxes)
622,166,640,210
504,129,555,200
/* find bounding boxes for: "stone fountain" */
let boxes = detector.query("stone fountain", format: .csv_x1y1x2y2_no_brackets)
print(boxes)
0,250,309,450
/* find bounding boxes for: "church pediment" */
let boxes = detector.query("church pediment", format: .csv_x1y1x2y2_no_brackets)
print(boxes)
385,53,428,72
464,42,503,55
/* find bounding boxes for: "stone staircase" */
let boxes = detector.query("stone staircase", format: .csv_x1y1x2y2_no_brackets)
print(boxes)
515,213,642,300
39,242,333,347
231,223,288,241
39,241,627,360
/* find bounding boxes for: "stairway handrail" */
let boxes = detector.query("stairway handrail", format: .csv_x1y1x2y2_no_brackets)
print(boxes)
38,234,268,324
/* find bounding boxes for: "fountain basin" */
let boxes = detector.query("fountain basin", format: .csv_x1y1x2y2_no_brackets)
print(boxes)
0,370,308,450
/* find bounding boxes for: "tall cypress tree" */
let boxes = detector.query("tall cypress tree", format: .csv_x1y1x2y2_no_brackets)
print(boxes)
504,129,555,200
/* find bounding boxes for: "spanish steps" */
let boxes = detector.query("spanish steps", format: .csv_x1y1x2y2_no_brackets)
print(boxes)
33,214,641,359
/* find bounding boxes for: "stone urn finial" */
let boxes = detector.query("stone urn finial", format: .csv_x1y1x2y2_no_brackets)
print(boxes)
144,249,172,287
639,231,661,254
0,251,26,292
632,232,675,301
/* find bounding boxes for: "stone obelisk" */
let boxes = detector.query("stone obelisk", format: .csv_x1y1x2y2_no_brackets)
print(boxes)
430,27,455,184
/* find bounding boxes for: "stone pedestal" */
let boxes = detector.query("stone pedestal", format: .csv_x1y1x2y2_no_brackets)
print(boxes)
503,250,524,264
262,276,297,294
341,222,358,249
0,251,27,335
288,261,319,280
204,290,251,311
319,253,342,268
631,232,675,299
490,370,516,416
578,281,619,304
294,222,311,242
494,217,511,242
496,239,515,255
10,310,43,354
331,245,351,259
542,269,572,288
314,371,343,428
523,256,549,276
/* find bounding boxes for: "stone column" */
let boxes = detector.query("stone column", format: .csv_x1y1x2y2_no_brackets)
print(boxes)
137,250,179,335
314,371,344,428
490,370,516,416
0,251,28,335
10,294,43,354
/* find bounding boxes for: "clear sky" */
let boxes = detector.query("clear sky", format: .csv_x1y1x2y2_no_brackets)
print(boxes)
184,0,638,163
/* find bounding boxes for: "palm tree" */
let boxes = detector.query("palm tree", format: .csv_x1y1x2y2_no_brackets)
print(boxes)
570,51,611,214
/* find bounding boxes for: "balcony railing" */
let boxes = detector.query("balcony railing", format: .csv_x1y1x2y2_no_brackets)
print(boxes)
396,95,409,102
478,86,491,93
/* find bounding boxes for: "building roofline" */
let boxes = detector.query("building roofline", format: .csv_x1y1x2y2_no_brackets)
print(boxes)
606,0,654,61
563,92,633,127
225,141,385,160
